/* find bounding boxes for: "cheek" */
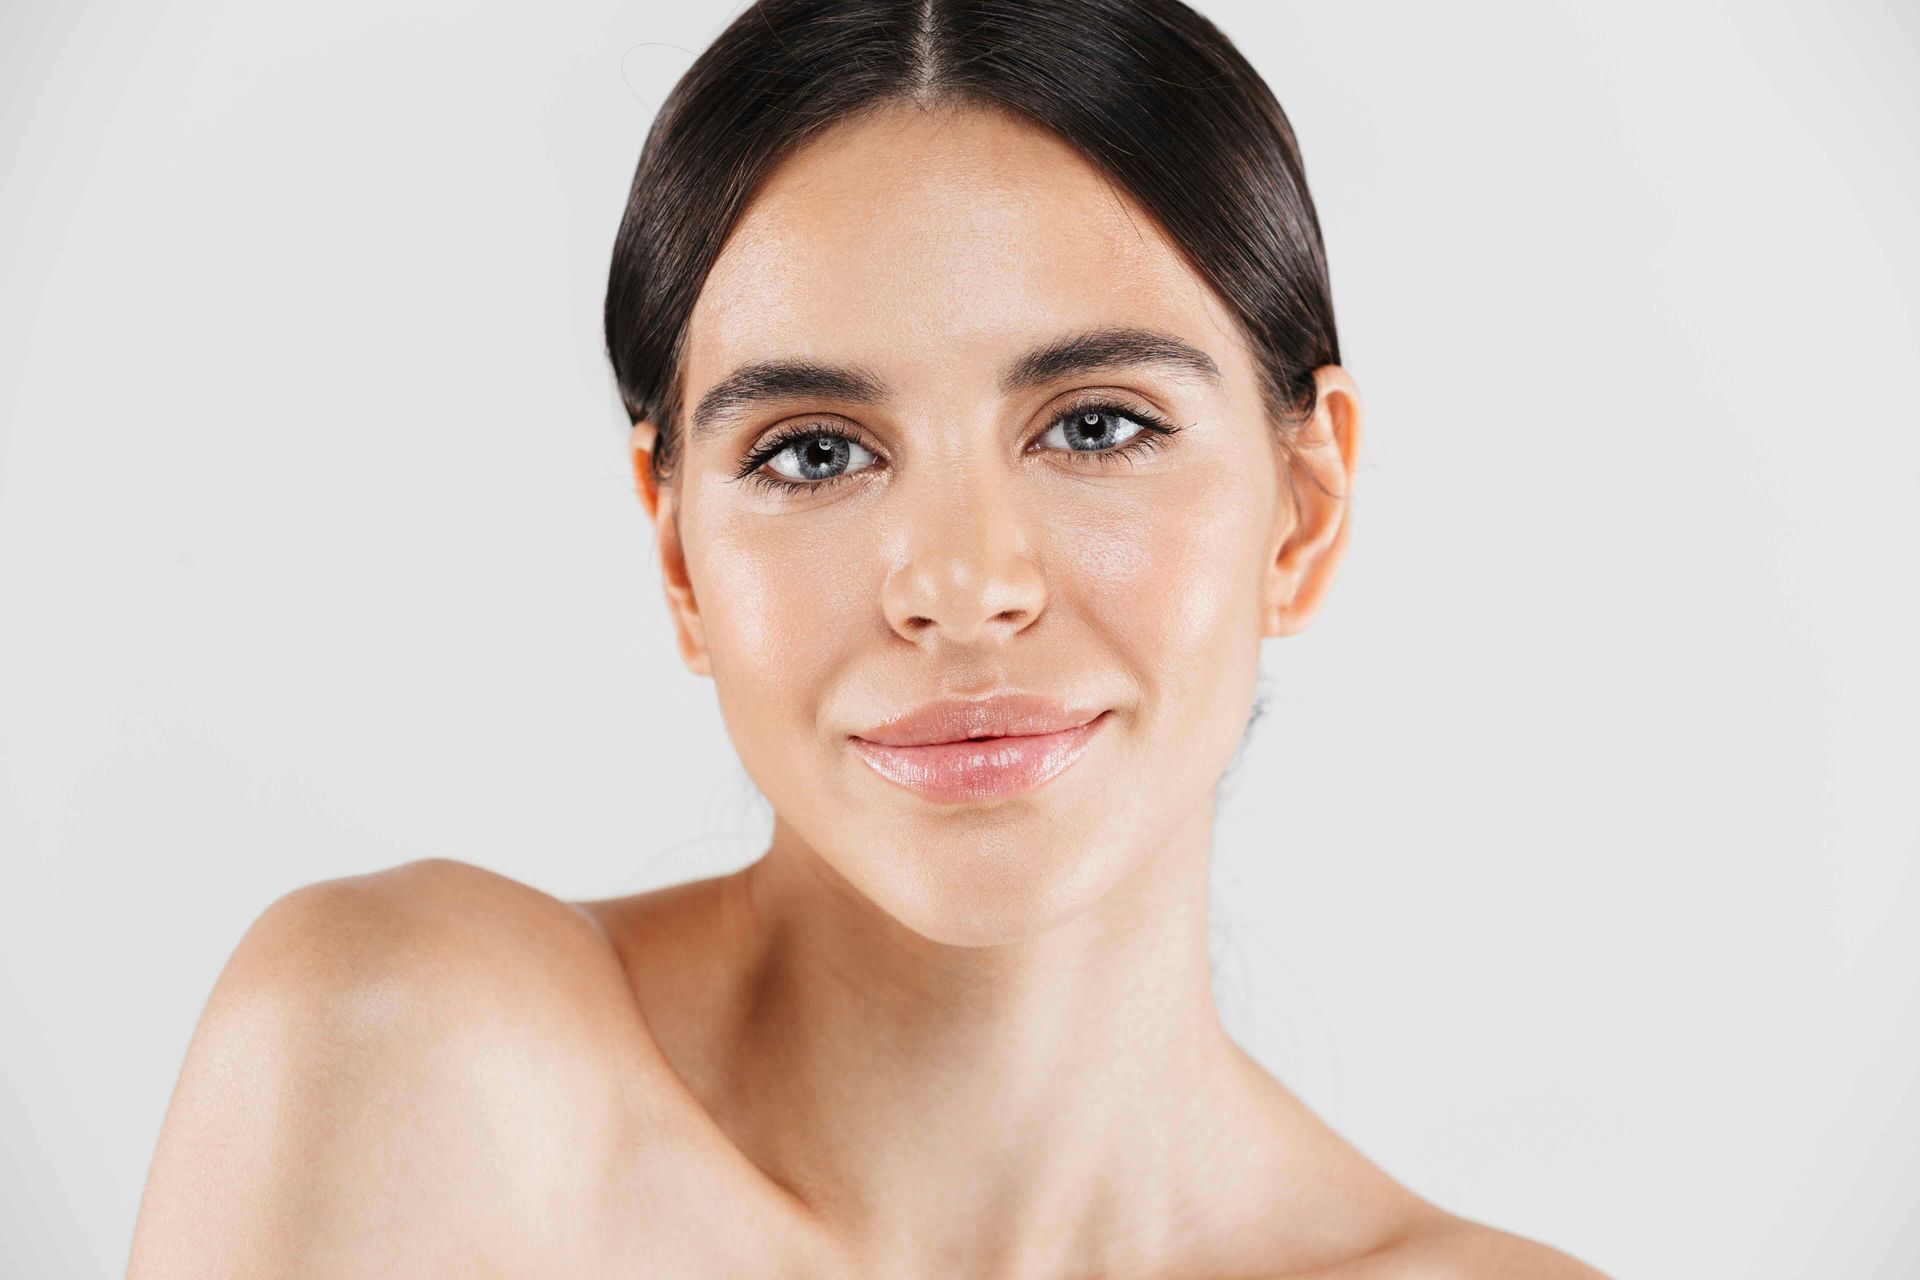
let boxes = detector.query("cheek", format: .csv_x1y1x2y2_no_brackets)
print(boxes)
689,513,872,739
1070,467,1268,717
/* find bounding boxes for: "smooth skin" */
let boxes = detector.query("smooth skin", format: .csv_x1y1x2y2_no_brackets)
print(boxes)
128,103,1608,1278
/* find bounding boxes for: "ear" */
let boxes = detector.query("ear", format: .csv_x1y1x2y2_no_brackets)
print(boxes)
629,420,712,677
1262,366,1363,638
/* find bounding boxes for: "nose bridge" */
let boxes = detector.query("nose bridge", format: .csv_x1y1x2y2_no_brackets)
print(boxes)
882,449,1046,646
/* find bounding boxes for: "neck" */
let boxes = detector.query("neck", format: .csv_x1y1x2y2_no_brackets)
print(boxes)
713,795,1277,1276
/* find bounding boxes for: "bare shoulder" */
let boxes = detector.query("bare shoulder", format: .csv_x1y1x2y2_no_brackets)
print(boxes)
128,858,661,1278
1312,1212,1611,1279
191,856,653,1078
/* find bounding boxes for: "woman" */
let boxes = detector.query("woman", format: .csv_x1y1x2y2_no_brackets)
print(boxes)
130,0,1608,1275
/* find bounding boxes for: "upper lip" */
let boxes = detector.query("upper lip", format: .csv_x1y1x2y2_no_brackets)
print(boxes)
853,694,1104,747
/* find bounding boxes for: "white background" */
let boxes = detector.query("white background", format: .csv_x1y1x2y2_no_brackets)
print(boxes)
3,1,1916,1275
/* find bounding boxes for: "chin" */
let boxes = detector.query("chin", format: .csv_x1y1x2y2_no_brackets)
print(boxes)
826,802,1153,949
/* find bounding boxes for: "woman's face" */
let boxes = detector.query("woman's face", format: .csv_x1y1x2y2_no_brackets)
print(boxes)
634,103,1358,946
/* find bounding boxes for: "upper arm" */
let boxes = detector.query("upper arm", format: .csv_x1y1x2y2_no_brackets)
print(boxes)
126,859,632,1279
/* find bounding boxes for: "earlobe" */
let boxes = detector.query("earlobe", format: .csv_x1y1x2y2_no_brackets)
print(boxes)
1263,366,1363,638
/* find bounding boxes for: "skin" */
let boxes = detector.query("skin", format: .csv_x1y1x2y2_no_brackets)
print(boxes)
127,103,1608,1278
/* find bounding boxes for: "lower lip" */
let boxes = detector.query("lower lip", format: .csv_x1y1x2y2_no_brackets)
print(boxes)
850,711,1111,804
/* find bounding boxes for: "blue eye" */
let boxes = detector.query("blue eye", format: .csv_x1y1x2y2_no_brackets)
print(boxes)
1037,405,1158,453
735,398,1183,498
762,433,880,486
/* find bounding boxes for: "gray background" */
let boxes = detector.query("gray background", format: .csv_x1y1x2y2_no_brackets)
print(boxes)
3,1,1916,1276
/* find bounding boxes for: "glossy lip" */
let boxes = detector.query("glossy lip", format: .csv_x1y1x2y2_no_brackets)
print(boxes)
850,695,1111,804
855,693,1105,746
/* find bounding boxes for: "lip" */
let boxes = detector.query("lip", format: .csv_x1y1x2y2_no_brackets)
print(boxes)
856,693,1105,746
850,695,1110,804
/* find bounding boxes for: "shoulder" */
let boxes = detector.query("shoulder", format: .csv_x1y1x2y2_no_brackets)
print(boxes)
129,858,664,1277
209,856,651,1084
237,856,635,1013
1321,1212,1611,1279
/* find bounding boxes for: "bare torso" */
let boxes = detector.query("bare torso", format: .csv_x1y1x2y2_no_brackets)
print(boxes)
127,858,1607,1278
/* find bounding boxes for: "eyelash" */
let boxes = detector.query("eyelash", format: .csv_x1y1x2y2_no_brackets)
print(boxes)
732,397,1185,498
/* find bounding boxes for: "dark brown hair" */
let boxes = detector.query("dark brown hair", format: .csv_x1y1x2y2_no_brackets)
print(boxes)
603,0,1341,491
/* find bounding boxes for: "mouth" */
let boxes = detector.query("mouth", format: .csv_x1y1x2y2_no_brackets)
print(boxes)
850,709,1112,804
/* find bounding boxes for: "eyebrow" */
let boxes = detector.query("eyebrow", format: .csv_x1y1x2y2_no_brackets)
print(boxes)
686,326,1223,443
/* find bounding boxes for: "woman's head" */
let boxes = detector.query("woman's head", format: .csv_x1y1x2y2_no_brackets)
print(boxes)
605,0,1360,946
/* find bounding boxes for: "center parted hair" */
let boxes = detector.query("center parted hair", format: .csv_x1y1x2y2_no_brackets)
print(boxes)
603,0,1341,491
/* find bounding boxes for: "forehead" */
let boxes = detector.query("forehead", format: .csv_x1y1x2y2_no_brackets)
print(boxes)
682,103,1248,405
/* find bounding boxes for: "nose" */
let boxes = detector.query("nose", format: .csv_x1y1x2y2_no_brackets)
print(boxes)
881,466,1047,648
